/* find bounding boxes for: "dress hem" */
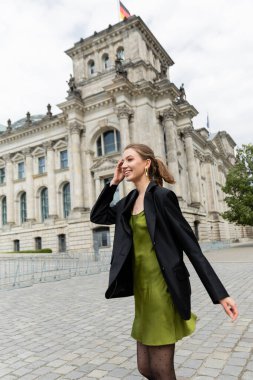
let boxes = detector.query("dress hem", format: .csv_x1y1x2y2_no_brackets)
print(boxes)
131,322,197,346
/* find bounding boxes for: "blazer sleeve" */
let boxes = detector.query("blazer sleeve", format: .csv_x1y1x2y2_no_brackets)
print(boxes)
90,183,118,225
165,190,230,304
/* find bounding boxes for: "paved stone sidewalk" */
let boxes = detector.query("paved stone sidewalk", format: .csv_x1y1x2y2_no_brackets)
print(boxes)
0,243,252,379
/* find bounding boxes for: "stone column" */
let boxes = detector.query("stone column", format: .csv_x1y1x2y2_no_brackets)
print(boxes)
204,155,218,213
184,128,200,207
117,106,134,195
162,108,181,196
95,176,101,200
69,122,84,211
84,150,95,207
3,154,14,225
44,141,57,219
117,105,132,149
23,148,35,221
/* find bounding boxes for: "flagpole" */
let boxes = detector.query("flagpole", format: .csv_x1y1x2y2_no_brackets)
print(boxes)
117,0,120,22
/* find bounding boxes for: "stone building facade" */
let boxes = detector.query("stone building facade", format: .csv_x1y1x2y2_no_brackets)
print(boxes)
0,16,252,253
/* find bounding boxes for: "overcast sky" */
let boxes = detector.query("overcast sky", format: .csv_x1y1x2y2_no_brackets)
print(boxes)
0,0,252,147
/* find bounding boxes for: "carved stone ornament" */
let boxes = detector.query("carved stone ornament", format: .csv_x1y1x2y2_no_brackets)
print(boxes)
43,141,54,151
117,105,133,120
22,147,32,156
204,154,215,164
7,119,12,132
2,153,12,162
26,112,32,125
183,126,194,138
47,104,52,118
162,106,177,121
194,149,205,162
69,122,83,134
115,57,127,78
66,74,81,99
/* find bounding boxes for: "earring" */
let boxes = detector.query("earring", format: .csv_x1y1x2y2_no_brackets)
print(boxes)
145,168,149,177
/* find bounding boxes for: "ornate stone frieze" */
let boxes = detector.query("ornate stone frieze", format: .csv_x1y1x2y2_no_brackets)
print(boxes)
43,141,54,151
194,149,205,162
204,154,215,164
22,147,32,157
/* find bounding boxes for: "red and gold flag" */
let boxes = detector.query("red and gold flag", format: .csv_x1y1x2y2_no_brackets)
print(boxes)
119,1,131,20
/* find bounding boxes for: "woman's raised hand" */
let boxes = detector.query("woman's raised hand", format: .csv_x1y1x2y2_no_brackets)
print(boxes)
219,296,239,321
110,159,125,185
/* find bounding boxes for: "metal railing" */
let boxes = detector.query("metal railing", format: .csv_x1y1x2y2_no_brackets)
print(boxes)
0,250,111,290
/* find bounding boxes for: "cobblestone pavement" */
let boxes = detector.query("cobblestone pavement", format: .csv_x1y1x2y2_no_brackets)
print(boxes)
0,243,252,380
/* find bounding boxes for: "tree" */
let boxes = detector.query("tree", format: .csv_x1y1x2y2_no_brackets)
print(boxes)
222,144,253,226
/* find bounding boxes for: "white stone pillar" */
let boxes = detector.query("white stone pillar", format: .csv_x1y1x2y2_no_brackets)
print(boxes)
84,150,95,207
117,105,132,148
162,108,181,196
3,154,14,225
69,122,84,211
95,177,101,200
204,155,218,213
184,128,200,207
23,148,35,221
44,141,57,219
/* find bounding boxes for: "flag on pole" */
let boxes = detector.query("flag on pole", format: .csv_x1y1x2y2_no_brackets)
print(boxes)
119,1,131,20
207,113,210,129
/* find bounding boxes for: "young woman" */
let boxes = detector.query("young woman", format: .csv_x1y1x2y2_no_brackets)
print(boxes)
90,143,238,380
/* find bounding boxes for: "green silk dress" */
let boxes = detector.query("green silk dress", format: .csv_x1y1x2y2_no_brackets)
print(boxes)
129,210,197,346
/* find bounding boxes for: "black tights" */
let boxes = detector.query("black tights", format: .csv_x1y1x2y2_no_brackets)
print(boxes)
137,341,177,380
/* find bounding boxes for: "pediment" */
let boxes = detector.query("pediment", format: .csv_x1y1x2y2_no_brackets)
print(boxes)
12,152,24,162
90,157,118,172
53,140,68,150
32,146,45,156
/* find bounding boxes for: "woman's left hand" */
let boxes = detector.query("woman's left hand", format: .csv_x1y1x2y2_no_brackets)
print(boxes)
219,297,239,321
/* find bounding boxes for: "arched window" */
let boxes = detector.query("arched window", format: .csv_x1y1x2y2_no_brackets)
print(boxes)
102,53,110,70
63,183,71,218
41,188,49,222
96,129,121,156
88,59,95,75
20,192,27,223
2,196,7,225
116,47,125,60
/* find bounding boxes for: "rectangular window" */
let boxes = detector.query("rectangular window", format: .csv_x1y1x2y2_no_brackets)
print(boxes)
35,237,42,250
18,162,25,179
38,156,46,174
0,168,5,184
58,234,66,252
14,239,20,252
93,228,110,249
60,150,68,169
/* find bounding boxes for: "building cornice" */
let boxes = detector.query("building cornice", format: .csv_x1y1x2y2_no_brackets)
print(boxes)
0,115,67,145
57,97,85,114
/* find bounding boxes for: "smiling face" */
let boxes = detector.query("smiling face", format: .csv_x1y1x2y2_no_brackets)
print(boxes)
122,148,151,183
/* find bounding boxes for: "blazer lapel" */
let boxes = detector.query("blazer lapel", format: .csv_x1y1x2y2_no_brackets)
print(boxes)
120,189,138,236
144,182,157,243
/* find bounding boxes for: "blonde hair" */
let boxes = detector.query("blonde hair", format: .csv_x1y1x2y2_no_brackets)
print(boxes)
124,143,175,186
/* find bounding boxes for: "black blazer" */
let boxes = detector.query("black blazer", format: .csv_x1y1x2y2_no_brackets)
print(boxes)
90,181,229,320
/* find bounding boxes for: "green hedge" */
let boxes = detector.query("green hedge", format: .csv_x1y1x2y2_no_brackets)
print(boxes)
1,249,52,254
